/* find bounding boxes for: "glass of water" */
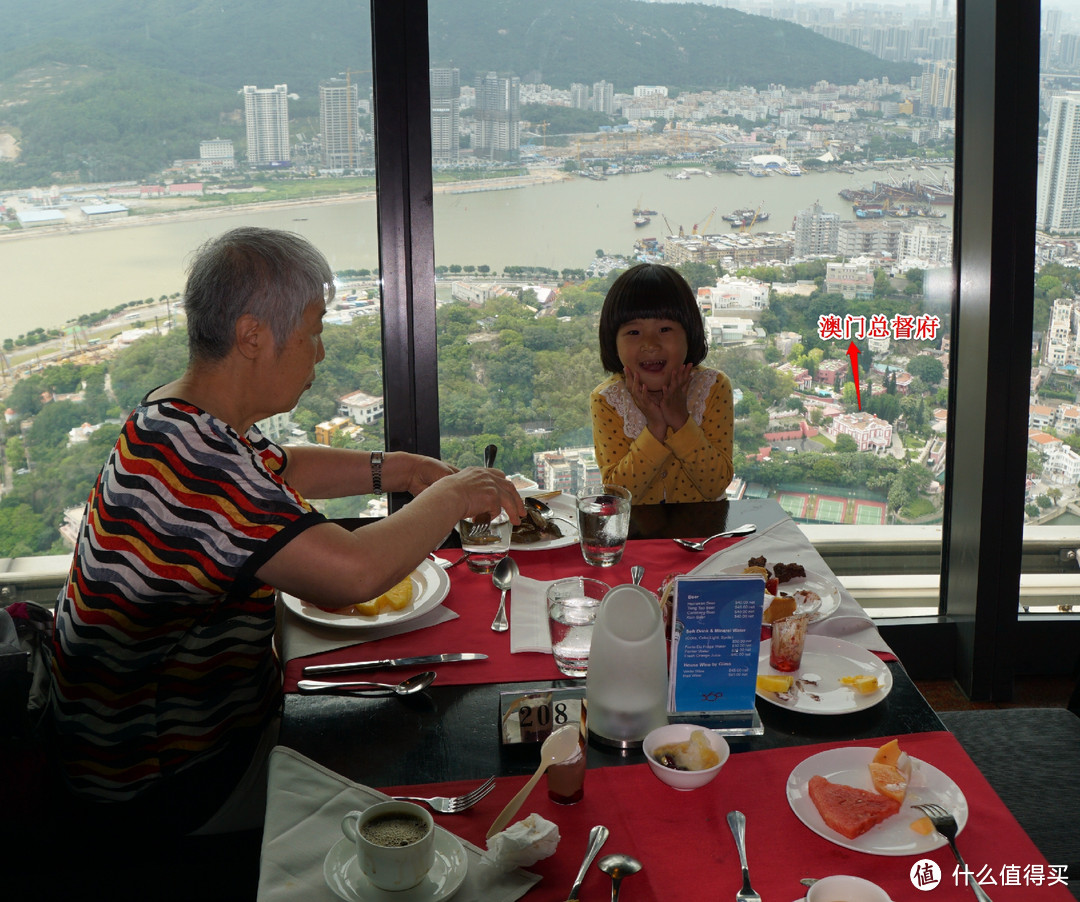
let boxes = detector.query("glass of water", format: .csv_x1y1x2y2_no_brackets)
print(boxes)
546,577,610,677
576,485,632,567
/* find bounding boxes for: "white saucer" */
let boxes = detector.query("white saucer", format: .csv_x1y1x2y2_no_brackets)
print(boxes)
511,491,579,550
324,831,468,901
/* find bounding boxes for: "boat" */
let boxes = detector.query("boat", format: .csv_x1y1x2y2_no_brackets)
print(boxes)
854,205,886,219
632,207,658,217
634,216,651,227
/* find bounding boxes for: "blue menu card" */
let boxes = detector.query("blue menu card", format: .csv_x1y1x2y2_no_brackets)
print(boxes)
667,575,765,716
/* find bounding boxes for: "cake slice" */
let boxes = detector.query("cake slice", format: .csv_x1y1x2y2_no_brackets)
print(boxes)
807,775,901,839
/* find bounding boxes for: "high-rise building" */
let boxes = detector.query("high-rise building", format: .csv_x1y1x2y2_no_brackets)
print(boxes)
430,68,461,165
473,72,520,162
243,84,290,167
919,61,956,119
569,83,589,111
593,80,615,115
319,79,360,170
1038,92,1080,234
793,201,840,257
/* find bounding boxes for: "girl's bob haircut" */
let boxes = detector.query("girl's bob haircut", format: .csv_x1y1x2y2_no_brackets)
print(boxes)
598,263,708,374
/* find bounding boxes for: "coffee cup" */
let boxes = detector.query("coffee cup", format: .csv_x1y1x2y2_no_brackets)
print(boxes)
806,874,890,902
341,800,435,891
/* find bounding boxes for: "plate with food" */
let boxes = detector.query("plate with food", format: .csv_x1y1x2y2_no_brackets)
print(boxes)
755,635,893,714
786,740,967,855
281,560,451,629
511,491,579,550
722,560,842,623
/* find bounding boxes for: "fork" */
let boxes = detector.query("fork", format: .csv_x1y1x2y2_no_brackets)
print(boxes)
726,810,762,902
912,803,993,902
392,775,496,814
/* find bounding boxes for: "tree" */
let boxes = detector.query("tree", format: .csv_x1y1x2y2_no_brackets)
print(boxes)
907,354,944,385
834,434,858,453
676,261,719,291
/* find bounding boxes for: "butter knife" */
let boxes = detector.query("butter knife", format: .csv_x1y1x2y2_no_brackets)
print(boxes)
302,652,487,675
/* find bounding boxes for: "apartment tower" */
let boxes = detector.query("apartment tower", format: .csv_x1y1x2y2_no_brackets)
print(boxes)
430,68,461,165
243,84,290,167
319,79,360,170
473,72,520,162
1038,92,1080,234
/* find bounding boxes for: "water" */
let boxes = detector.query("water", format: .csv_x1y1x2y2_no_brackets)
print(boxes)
549,602,595,677
577,496,631,567
0,163,953,343
456,515,511,574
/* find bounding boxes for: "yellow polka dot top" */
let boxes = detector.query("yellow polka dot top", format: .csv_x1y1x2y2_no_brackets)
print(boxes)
589,367,734,504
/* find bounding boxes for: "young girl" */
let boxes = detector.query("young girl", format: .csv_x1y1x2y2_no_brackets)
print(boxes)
590,263,734,503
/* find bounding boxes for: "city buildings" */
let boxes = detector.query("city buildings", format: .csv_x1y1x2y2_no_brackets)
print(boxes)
199,138,235,172
319,78,362,170
430,68,461,166
794,201,841,256
1037,91,1080,234
243,84,290,167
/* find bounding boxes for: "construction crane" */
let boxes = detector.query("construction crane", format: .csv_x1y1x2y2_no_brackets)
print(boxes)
661,213,677,237
740,204,763,232
692,205,717,235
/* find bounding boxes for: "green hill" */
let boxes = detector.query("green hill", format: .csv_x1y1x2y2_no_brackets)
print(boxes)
0,0,919,186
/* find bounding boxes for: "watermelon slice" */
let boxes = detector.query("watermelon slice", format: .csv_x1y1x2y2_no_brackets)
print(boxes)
808,775,901,839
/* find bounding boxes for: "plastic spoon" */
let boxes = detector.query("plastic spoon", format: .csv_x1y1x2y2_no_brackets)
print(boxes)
486,725,580,838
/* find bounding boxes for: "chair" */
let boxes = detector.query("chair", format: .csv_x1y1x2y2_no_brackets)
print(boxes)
938,683,1080,900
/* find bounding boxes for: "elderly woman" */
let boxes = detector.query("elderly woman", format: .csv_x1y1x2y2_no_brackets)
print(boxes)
49,227,523,835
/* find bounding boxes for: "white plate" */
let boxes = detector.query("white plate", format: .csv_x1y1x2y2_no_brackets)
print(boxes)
281,560,451,630
756,635,893,714
511,491,579,551
722,565,842,623
324,831,468,902
786,745,968,855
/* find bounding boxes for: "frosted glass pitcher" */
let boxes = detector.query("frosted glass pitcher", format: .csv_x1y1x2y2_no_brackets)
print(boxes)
585,583,668,748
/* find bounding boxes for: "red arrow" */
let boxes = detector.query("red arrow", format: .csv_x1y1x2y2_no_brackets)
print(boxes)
847,341,862,410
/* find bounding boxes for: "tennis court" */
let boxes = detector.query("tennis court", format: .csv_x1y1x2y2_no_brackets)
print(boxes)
777,493,808,518
853,499,887,525
812,496,847,523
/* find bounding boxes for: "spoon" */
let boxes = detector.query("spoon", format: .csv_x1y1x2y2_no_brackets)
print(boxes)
672,523,757,551
484,443,497,468
631,565,644,585
491,556,517,632
297,671,437,695
486,724,580,838
565,825,610,902
597,853,643,902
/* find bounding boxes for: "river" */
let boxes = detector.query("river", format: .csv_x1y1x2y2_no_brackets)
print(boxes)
1,163,952,344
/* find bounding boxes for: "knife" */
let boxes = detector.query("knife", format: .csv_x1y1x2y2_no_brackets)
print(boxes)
302,653,487,675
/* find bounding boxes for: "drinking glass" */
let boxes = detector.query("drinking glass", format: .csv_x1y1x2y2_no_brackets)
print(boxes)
576,485,632,567
769,613,809,672
456,510,511,573
546,577,609,676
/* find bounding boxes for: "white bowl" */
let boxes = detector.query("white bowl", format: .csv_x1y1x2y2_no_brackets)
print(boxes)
642,723,730,790
806,875,890,902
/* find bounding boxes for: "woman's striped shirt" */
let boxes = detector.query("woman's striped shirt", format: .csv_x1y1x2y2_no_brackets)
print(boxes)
50,396,325,801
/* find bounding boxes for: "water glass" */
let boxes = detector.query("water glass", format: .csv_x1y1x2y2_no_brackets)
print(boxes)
769,613,810,672
546,577,610,676
456,510,511,573
576,485,632,567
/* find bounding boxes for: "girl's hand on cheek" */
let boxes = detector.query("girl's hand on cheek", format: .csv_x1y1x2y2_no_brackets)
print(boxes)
660,364,692,430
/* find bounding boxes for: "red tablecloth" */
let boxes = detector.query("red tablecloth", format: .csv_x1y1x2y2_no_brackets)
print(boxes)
382,731,1074,902
283,537,744,690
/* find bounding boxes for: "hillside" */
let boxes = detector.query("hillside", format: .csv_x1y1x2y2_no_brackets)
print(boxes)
0,0,919,185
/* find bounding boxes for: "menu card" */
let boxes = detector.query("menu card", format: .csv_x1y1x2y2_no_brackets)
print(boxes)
667,576,764,717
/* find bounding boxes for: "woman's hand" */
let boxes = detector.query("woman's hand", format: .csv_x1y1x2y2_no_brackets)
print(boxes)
437,466,525,524
401,454,459,496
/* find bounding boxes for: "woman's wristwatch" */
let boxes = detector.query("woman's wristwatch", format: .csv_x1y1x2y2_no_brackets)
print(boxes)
370,450,384,494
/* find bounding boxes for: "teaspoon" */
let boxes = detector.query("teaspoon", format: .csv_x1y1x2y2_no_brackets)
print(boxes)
297,671,436,695
491,556,517,632
597,853,643,902
672,523,756,551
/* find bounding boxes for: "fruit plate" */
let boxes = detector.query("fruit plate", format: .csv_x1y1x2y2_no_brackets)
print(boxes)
511,491,579,551
281,560,451,630
786,745,967,855
756,636,892,715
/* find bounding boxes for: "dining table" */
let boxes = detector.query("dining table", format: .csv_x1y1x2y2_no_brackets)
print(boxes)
259,498,1075,902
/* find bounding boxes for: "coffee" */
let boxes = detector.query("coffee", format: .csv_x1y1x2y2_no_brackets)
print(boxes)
360,813,429,847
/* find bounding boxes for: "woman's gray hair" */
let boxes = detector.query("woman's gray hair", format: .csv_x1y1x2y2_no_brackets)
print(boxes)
184,227,335,361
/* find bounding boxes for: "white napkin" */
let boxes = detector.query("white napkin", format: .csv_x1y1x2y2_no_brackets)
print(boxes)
481,813,560,872
279,603,459,663
508,575,553,654
687,518,895,655
258,746,540,902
